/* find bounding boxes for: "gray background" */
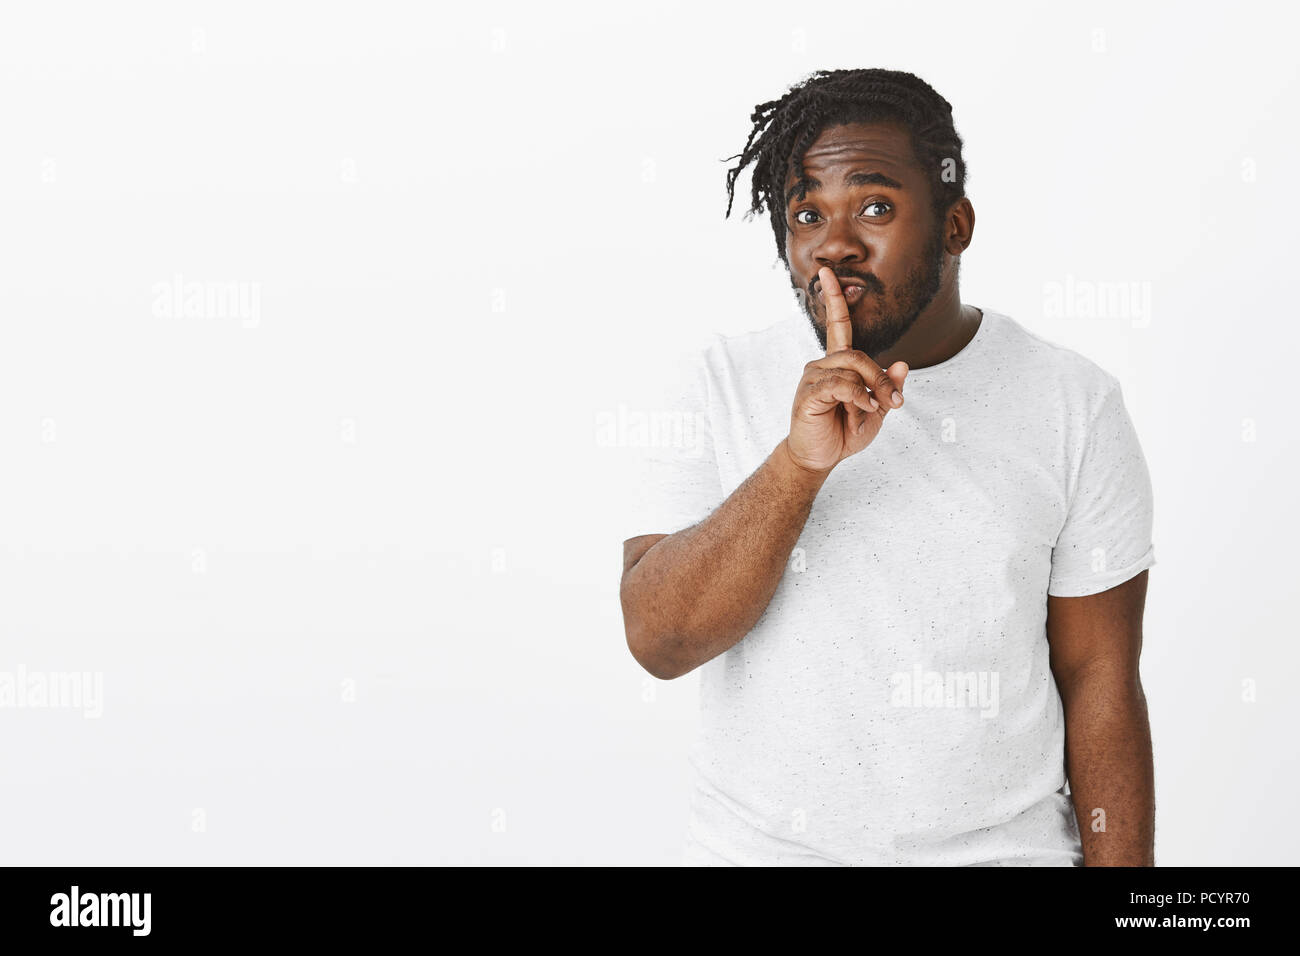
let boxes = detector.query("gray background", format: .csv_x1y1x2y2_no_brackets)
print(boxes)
1,0,1294,864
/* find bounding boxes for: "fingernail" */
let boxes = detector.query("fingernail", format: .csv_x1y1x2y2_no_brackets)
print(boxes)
892,392,903,407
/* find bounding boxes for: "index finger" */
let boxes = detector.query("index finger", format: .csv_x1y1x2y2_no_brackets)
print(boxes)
819,267,852,354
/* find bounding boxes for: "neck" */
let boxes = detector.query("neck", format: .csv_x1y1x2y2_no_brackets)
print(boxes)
874,283,980,371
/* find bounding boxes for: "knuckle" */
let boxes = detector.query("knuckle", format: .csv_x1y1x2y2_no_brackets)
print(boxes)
849,352,881,378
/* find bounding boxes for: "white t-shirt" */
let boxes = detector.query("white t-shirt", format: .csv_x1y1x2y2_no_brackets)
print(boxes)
620,306,1156,866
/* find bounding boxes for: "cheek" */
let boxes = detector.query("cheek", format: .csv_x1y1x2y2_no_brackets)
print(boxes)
871,239,925,278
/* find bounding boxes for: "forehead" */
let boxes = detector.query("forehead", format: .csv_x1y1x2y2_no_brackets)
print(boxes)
783,121,922,198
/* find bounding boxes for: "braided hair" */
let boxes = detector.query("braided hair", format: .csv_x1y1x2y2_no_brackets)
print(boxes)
723,68,967,264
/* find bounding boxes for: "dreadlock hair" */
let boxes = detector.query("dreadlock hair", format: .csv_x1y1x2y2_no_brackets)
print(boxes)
723,68,967,265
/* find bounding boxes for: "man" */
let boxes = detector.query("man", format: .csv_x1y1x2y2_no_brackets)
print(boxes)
618,68,1156,866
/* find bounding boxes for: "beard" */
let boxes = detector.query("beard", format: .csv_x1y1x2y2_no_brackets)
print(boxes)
794,224,946,358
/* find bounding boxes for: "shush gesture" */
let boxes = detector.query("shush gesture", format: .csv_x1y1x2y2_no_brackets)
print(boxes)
785,266,910,475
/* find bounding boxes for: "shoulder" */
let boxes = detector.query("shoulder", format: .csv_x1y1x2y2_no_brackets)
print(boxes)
985,309,1123,417
697,315,810,381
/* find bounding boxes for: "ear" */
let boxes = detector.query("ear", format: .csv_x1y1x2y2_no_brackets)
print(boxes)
943,197,975,255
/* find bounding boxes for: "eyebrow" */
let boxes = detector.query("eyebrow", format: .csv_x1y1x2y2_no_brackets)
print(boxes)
785,171,904,206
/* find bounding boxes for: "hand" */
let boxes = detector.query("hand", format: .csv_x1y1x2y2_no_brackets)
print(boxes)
785,267,909,475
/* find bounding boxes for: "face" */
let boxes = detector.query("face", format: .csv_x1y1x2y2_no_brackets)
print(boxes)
783,121,948,356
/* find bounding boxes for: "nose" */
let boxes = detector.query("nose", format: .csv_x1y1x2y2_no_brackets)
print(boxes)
811,217,868,274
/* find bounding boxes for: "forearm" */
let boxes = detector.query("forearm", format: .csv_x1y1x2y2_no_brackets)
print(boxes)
621,437,827,679
1058,665,1156,865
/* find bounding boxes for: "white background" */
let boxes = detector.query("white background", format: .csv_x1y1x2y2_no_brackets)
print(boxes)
1,0,1295,865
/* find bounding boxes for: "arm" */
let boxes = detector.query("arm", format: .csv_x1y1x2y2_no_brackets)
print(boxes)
620,268,908,681
1046,569,1154,866
620,438,828,681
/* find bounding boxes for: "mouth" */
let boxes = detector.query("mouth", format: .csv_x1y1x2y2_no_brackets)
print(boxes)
816,282,867,304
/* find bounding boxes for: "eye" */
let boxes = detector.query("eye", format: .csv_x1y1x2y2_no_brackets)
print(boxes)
792,200,893,226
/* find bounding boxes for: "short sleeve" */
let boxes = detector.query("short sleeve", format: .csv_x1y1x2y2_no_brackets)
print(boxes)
616,346,725,543
1047,378,1156,597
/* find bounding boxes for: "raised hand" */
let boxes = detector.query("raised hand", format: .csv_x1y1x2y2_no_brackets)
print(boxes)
785,266,910,475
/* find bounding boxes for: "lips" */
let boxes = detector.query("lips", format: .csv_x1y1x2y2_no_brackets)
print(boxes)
816,275,866,292
816,280,867,302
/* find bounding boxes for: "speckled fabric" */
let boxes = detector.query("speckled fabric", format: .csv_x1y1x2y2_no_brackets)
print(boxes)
621,307,1156,866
